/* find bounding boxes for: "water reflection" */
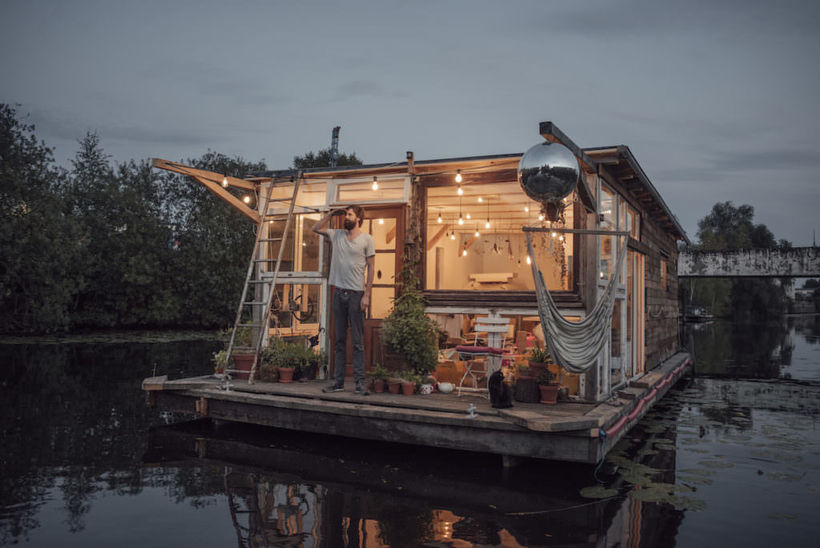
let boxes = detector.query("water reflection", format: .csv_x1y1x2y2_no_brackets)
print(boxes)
2,318,819,546
684,315,820,381
147,420,689,547
0,339,218,543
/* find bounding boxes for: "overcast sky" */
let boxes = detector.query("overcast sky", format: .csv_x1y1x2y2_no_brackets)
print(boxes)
2,0,818,245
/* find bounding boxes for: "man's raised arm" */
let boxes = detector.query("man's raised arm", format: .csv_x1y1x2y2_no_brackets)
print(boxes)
313,208,343,237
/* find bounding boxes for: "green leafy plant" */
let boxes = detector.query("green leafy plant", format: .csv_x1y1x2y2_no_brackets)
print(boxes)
528,346,552,364
370,363,390,382
211,349,228,372
536,369,556,386
234,326,255,348
260,337,311,370
381,283,439,376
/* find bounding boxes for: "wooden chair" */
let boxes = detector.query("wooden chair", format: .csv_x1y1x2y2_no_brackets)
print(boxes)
455,317,510,397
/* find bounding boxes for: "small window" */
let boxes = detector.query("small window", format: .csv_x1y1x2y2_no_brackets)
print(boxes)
628,205,640,239
334,177,407,204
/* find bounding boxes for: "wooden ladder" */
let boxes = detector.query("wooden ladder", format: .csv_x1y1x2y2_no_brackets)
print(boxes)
224,171,303,384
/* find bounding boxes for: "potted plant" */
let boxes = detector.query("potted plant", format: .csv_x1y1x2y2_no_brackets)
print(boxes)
301,349,325,381
370,363,390,393
386,374,403,394
536,369,559,405
528,346,552,378
513,363,540,403
260,337,302,383
380,279,439,377
212,349,228,375
231,326,257,379
399,370,417,396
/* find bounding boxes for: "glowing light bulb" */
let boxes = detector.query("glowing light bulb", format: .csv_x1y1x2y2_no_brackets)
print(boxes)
243,195,251,203
465,212,471,219
524,206,529,213
526,255,531,265
371,176,378,191
378,218,384,224
538,214,544,221
475,229,480,237
457,185,463,196
437,213,442,223
455,169,462,183
477,196,483,203
485,220,491,229
551,232,557,238
450,232,455,240
462,249,468,257
458,216,464,225
222,175,228,188
559,235,564,241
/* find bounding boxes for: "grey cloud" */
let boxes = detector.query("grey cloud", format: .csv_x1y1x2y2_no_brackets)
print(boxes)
335,80,409,100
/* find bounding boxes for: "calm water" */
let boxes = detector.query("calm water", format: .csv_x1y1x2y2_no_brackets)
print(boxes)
1,316,819,547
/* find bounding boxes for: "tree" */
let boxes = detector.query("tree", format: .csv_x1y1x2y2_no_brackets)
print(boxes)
0,104,82,332
293,147,362,169
683,201,790,321
160,150,266,327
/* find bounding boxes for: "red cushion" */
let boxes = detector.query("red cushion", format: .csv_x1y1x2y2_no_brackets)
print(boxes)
455,345,504,355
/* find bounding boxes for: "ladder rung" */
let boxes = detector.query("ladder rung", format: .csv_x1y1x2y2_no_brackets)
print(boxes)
243,301,267,306
253,259,277,263
247,280,270,284
237,323,263,327
258,238,282,242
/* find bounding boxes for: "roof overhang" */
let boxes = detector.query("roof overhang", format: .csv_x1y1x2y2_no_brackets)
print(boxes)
585,147,690,244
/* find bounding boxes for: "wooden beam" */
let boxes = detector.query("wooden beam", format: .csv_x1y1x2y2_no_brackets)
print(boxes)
537,122,598,215
386,224,396,244
191,176,261,223
426,224,450,250
152,158,260,223
152,158,255,190
539,122,597,174
460,235,478,255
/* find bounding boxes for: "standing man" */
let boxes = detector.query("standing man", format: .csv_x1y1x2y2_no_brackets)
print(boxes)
313,205,375,394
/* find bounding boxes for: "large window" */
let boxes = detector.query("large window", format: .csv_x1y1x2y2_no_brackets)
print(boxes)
424,180,575,291
264,214,321,273
599,185,616,282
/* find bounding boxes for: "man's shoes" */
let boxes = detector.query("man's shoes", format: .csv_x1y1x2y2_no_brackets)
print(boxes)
355,382,369,396
322,383,344,393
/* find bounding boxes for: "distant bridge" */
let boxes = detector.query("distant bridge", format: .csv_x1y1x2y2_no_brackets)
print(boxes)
678,247,819,278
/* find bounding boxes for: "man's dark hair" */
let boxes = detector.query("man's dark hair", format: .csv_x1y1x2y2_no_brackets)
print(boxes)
346,205,366,227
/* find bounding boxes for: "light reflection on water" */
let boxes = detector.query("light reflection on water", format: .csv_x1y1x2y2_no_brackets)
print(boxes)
0,315,818,547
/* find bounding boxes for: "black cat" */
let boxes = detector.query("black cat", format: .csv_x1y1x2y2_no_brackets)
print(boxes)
488,370,513,409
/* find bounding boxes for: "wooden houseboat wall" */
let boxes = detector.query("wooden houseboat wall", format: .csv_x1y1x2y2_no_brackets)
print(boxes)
156,123,688,403
234,134,687,403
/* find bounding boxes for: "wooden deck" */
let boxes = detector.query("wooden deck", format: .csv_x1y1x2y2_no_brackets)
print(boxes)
143,352,691,465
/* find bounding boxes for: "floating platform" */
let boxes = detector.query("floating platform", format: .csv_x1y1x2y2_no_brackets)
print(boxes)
143,352,691,465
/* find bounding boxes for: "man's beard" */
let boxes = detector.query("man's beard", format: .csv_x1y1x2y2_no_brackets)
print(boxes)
343,219,356,230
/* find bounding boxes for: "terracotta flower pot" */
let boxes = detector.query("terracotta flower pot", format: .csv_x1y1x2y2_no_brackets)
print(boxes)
401,381,415,395
278,367,295,383
373,379,386,393
387,380,402,394
539,384,559,405
232,353,255,380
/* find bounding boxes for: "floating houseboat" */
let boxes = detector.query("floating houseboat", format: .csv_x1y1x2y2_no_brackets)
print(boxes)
143,121,692,465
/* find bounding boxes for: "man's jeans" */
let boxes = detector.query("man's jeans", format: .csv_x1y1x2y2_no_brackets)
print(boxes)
332,288,365,386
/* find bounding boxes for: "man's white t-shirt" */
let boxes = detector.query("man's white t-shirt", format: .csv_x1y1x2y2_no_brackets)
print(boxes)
327,228,375,291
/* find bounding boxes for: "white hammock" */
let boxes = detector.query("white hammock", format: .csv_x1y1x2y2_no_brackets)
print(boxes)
526,231,628,374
